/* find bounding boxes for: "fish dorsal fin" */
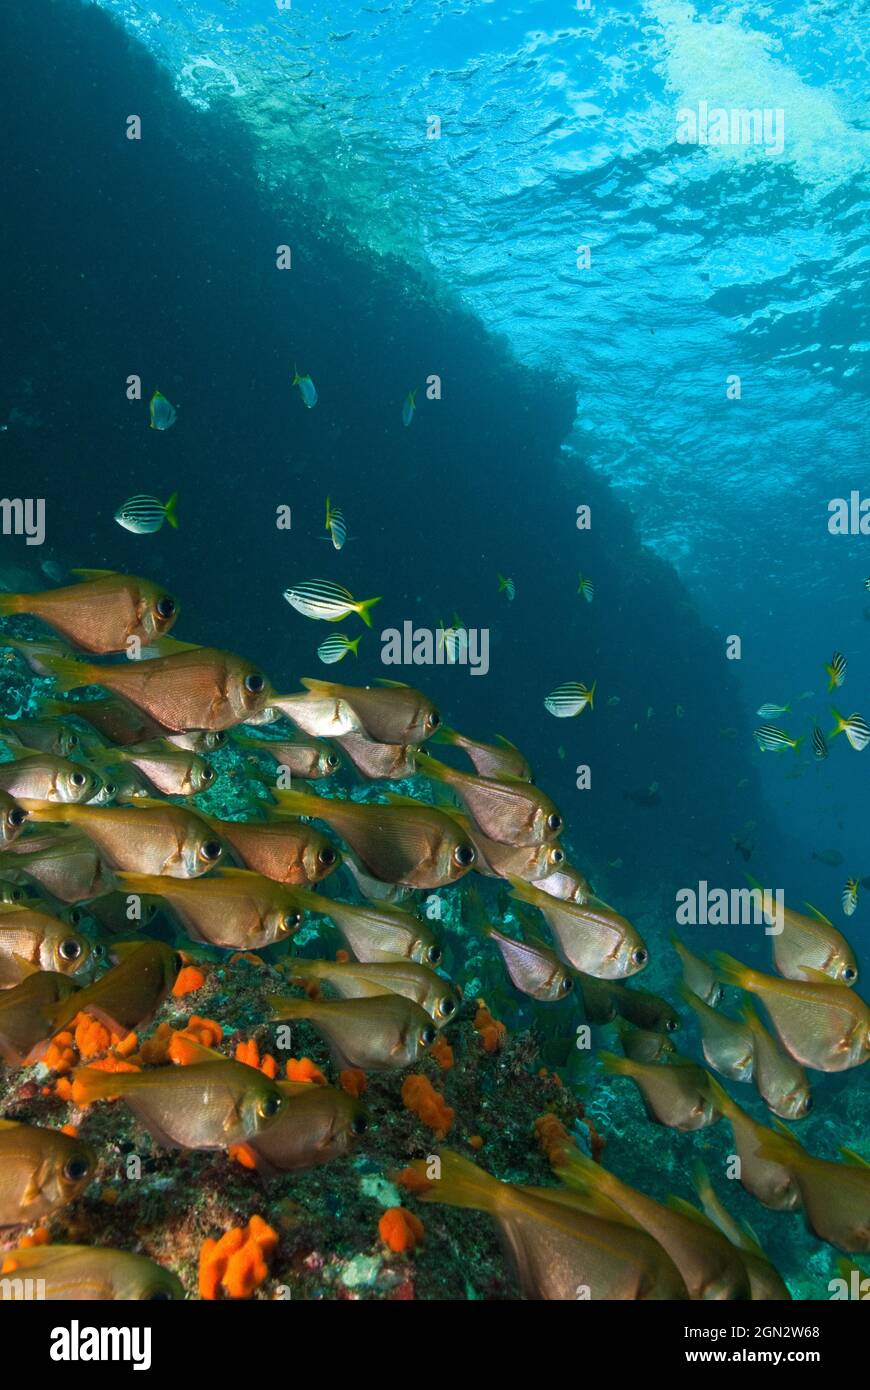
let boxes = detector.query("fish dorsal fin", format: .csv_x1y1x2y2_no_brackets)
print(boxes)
839,1146,870,1169
69,568,120,581
771,1115,800,1144
277,1079,321,1099
374,678,409,689
0,1118,22,1131
11,953,40,976
802,965,839,985
383,791,426,809
494,734,519,751
802,901,834,927
170,1036,226,1066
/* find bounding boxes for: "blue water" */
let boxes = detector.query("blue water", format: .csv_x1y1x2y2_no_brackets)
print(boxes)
0,0,868,1302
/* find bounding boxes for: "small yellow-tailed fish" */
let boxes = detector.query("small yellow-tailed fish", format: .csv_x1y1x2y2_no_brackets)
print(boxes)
323,497,347,550
232,733,341,780
408,1148,688,1300
430,725,532,781
497,574,515,601
0,715,81,758
281,885,441,965
301,677,440,744
740,999,812,1120
0,753,101,805
706,1077,801,1212
599,1050,722,1132
72,1041,286,1153
283,580,381,627
508,877,647,980
40,646,274,733
544,1135,748,1301
0,969,81,1066
401,390,416,427
292,367,317,408
0,827,111,902
577,573,594,603
46,939,179,1038
690,1160,791,1301
286,957,459,1025
317,633,360,665
17,799,224,879
670,932,722,1005
616,1021,677,1064
825,651,847,691
148,389,177,430
269,992,438,1071
711,951,870,1072
335,730,416,780
89,740,215,797
754,1122,870,1254
745,875,858,985
247,1081,366,1174
273,787,475,889
0,1121,96,1227
114,868,304,952
544,681,596,718
194,812,339,886
676,982,754,1083
0,1245,183,1300
416,752,562,847
115,492,179,534
0,568,179,654
829,707,870,751
0,904,93,987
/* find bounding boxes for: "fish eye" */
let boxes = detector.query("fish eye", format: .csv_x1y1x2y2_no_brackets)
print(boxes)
67,734,78,748
352,1112,367,1136
202,766,215,782
59,938,82,961
632,947,648,967
7,808,26,827
547,813,562,833
70,771,87,787
200,839,223,863
665,1017,679,1032
421,1025,437,1047
551,847,565,865
802,1094,813,1114
326,753,340,770
427,945,442,965
440,996,456,1017
259,1093,282,1119
454,843,475,867
710,986,723,1007
560,976,574,995
426,710,441,731
843,966,857,983
245,673,266,694
282,911,302,932
68,909,82,924
319,846,337,867
212,731,226,746
64,1155,90,1181
105,783,118,797
91,943,105,959
156,596,175,619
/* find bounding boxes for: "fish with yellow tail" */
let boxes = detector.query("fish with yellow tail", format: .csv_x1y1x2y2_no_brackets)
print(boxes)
16,799,224,879
0,969,82,1066
246,1081,366,1173
711,951,870,1072
829,707,870,751
0,753,101,805
281,885,441,965
45,939,179,1038
273,787,475,888
599,1049,722,1131
0,904,93,987
753,1122,870,1254
0,1245,183,1300
301,677,440,744
706,1076,801,1212
0,569,179,654
269,992,437,1071
670,932,721,1005
745,873,858,985
286,957,458,1025
0,1121,96,1228
407,1148,688,1300
114,869,304,951
508,877,647,980
430,725,532,781
689,1160,791,1301
72,1041,286,1153
415,751,562,847
740,999,812,1120
544,1138,748,1300
283,580,380,627
195,812,339,887
675,982,754,1083
39,646,273,733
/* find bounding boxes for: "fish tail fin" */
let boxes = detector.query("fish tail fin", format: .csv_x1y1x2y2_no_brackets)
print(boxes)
324,496,331,528
705,1073,739,1118
348,636,361,657
829,707,845,738
497,574,507,591
14,798,69,822
114,871,165,896
709,950,753,991
587,680,597,711
39,654,96,693
272,788,325,818
71,1066,129,1107
792,735,804,753
598,1048,631,1077
267,995,315,1021
754,1123,799,1167
164,492,179,529
414,751,453,783
0,593,27,617
550,1141,609,1196
416,1148,506,1214
690,1158,714,1205
356,596,382,628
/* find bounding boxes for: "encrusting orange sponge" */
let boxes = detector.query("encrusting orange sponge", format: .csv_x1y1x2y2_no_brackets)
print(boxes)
473,1001,507,1054
401,1074,454,1136
198,1215,279,1300
379,1207,424,1254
